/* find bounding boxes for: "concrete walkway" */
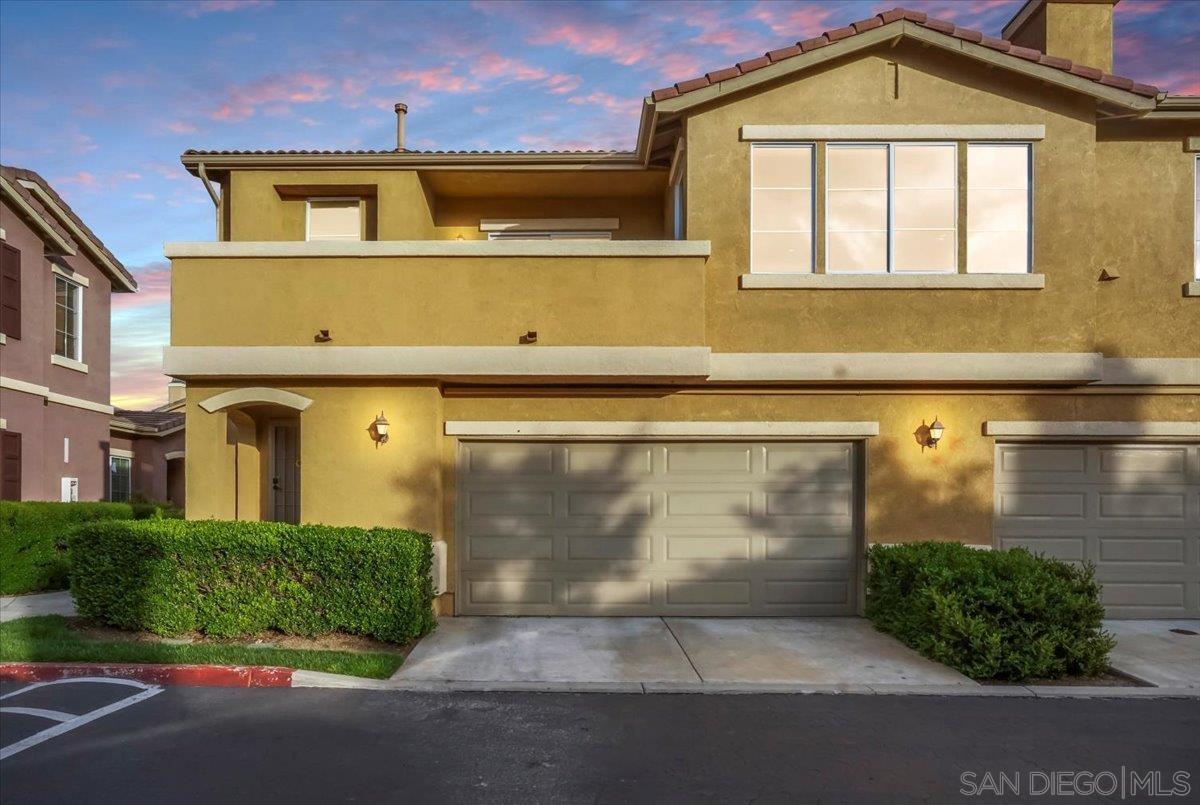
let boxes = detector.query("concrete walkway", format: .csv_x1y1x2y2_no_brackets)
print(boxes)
393,617,973,688
1106,620,1200,688
0,591,76,623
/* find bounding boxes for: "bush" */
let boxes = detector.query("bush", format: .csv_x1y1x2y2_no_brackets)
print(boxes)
69,519,436,644
0,502,135,595
128,493,184,521
866,542,1114,681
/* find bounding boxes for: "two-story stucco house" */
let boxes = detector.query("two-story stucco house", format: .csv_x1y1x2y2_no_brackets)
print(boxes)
1,165,138,502
166,1,1199,619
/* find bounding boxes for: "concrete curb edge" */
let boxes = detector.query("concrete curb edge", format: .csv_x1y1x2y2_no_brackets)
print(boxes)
0,662,294,688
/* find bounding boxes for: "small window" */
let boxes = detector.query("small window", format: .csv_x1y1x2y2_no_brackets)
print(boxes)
1194,155,1199,278
967,143,1031,274
486,231,613,241
306,198,362,241
54,276,82,361
1,243,20,340
109,456,131,502
751,143,813,273
826,142,956,274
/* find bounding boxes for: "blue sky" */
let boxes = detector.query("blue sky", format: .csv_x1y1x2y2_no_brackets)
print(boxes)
1,0,1196,407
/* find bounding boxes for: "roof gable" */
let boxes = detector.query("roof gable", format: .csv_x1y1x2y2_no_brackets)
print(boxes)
649,7,1159,114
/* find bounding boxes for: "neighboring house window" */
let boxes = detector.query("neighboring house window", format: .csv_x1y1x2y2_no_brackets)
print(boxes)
751,143,814,273
967,143,1032,274
826,142,956,274
54,276,82,361
486,231,613,241
0,243,19,340
109,456,131,502
671,176,686,240
306,198,362,241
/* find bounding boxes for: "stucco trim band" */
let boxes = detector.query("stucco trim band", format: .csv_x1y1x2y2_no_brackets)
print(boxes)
739,273,1045,290
163,240,711,259
0,177,76,256
479,218,619,232
1095,358,1200,386
198,387,315,413
50,264,89,287
165,347,712,380
109,448,134,459
1185,281,1200,297
984,421,1200,440
1,375,113,414
164,450,186,461
446,420,880,439
740,125,1046,141
708,353,1102,384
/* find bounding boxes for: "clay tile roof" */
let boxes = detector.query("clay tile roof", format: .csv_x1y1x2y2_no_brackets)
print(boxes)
0,165,135,290
648,6,1162,105
181,148,623,157
113,409,185,433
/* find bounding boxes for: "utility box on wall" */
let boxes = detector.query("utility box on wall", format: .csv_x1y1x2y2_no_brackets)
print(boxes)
60,477,78,502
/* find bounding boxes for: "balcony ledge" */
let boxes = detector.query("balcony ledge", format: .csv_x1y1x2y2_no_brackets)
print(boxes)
740,273,1045,290
164,240,711,259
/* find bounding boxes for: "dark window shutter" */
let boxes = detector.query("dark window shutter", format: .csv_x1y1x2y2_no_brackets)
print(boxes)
1,431,21,501
0,243,20,340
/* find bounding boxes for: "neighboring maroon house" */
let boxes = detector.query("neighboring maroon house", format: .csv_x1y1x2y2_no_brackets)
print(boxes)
109,382,186,507
0,164,138,501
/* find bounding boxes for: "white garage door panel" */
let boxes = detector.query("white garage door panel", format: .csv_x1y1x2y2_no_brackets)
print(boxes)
457,441,860,616
995,443,1200,618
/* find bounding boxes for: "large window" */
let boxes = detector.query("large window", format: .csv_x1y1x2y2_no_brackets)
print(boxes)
306,198,362,241
1194,155,1199,278
109,456,131,502
751,143,814,273
54,276,82,361
967,143,1031,274
826,142,956,274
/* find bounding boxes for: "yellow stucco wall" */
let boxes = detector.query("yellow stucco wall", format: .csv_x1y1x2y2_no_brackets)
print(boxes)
171,254,706,347
684,44,1198,357
1010,3,1116,73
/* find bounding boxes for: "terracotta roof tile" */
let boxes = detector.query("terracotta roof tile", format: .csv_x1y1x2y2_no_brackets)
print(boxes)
824,26,856,43
766,44,802,62
851,16,883,34
799,35,829,52
1038,54,1073,70
706,66,742,83
736,55,772,73
922,17,956,35
1099,74,1135,91
878,8,906,24
952,27,984,44
900,9,928,23
1130,82,1159,98
651,86,680,102
674,76,711,93
979,35,1012,52
1069,63,1104,80
1009,45,1043,61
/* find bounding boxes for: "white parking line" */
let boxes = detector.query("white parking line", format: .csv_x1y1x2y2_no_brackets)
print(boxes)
0,678,163,760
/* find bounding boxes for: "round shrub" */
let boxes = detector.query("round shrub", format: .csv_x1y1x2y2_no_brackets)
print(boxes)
866,541,1114,681
69,519,436,644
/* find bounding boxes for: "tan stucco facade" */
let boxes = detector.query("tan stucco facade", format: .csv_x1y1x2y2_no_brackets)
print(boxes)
171,3,1198,614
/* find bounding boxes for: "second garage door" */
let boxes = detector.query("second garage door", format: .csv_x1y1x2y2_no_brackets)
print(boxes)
994,443,1200,618
456,440,861,616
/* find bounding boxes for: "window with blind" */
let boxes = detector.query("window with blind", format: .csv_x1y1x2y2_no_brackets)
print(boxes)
54,276,82,360
750,143,814,273
306,198,362,241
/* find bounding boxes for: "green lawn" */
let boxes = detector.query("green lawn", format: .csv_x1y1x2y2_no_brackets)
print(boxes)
0,616,406,679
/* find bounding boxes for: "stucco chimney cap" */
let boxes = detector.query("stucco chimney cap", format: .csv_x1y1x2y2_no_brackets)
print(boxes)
394,102,408,113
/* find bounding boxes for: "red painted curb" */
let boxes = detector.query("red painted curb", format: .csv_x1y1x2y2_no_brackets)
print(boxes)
0,662,293,688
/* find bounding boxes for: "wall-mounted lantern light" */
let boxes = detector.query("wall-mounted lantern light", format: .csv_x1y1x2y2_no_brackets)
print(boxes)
369,411,390,446
914,416,946,451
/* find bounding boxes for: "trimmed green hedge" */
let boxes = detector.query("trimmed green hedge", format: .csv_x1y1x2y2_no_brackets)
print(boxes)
866,542,1114,681
0,502,135,595
69,520,436,644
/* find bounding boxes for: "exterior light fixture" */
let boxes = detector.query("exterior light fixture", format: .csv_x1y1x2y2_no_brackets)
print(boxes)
369,411,390,446
914,416,946,451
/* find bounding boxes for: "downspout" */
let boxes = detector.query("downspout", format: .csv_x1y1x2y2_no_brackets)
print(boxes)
197,162,222,239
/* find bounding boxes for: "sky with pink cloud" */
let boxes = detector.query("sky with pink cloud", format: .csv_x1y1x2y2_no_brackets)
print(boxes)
1,0,1196,408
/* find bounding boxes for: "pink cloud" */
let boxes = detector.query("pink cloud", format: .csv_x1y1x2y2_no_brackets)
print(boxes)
473,52,548,81
54,171,101,190
747,1,837,38
567,91,642,116
209,71,334,121
167,120,198,134
179,0,274,18
544,73,582,94
389,66,478,93
529,21,656,66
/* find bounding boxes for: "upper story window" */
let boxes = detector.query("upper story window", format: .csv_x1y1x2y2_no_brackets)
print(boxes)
306,198,362,241
826,142,957,274
54,276,82,361
1193,155,1199,278
0,243,19,340
967,143,1032,274
751,143,813,273
748,140,1033,276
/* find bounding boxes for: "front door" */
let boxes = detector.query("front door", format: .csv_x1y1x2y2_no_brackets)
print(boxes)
269,421,300,524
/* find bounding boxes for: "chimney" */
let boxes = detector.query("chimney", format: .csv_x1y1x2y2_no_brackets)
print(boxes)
394,102,407,151
1003,0,1118,73
167,380,185,404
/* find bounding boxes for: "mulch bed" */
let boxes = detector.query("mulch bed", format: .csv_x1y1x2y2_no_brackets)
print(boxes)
983,669,1148,687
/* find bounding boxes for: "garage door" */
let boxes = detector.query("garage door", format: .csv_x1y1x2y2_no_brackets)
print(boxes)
994,443,1200,618
456,441,860,616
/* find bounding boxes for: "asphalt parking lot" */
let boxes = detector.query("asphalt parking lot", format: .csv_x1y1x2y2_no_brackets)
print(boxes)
1,683,1197,803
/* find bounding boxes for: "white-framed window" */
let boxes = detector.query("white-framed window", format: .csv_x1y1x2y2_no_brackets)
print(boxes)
306,197,362,241
54,275,82,361
486,231,613,241
1193,154,1199,278
109,456,131,502
750,143,814,273
826,142,957,274
967,143,1032,274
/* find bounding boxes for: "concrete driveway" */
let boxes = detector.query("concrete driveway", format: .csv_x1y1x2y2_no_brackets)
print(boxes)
1106,620,1200,688
394,617,973,689
0,591,76,623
